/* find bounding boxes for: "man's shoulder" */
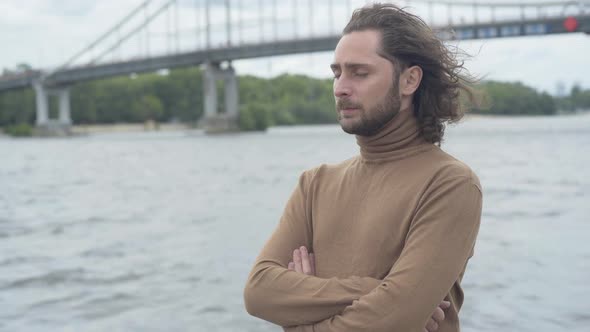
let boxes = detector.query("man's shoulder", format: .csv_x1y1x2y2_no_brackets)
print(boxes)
427,147,481,189
299,156,360,182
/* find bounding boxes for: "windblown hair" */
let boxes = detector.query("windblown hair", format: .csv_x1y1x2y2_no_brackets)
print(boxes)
343,3,479,145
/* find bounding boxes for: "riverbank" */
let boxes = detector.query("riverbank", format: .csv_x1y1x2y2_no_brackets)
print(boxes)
0,122,195,138
71,122,194,135
2,112,588,138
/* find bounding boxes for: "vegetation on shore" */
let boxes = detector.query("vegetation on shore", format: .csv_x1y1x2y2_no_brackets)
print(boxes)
1,65,589,136
3,123,33,137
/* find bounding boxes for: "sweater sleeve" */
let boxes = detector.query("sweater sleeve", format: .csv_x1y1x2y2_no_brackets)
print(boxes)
244,170,383,327
284,173,483,332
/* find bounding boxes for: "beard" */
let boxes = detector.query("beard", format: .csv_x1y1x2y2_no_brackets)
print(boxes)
336,82,402,137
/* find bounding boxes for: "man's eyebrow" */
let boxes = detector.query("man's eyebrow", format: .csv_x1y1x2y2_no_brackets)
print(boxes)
330,63,373,71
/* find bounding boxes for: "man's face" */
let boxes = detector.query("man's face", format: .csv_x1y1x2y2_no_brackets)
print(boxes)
331,30,401,136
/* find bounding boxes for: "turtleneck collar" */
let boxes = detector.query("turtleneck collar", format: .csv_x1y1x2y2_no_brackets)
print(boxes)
355,107,432,162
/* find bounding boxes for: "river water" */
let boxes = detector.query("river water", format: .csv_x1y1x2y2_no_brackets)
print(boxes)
1,114,589,332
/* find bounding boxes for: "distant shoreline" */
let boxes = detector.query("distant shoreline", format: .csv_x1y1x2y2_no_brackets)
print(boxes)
70,112,590,134
71,122,194,134
2,112,588,137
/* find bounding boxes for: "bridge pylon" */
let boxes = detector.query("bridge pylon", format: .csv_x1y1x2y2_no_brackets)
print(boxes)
32,80,72,136
200,61,240,134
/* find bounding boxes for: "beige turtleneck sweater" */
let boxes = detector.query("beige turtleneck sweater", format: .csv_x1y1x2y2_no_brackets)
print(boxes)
244,109,482,332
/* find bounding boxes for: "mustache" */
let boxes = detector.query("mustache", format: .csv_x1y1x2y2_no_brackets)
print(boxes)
336,99,363,111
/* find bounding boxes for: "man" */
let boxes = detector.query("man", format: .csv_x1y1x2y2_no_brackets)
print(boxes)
244,3,482,332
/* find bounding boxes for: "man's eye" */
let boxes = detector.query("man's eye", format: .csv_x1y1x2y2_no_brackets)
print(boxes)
354,72,368,77
333,73,341,79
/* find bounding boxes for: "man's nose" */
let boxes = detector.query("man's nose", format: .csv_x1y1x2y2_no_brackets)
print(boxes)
334,78,352,98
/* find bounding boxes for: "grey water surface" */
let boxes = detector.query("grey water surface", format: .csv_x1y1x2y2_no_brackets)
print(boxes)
1,114,589,332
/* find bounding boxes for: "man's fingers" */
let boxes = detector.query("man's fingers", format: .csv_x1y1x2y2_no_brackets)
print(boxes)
299,246,313,275
424,317,439,332
431,306,445,323
291,247,316,275
439,300,451,309
293,249,303,273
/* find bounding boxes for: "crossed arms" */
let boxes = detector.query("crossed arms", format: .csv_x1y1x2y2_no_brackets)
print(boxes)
286,246,451,332
244,170,482,331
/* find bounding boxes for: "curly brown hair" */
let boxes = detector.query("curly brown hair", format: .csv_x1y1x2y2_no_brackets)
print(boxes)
343,3,479,145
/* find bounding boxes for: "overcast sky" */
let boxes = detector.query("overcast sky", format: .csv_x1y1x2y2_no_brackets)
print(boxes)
1,0,589,95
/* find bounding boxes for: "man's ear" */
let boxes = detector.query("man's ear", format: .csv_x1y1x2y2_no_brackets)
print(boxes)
400,65,423,96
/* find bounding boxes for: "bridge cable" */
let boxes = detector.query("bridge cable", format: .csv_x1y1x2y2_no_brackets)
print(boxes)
53,0,153,74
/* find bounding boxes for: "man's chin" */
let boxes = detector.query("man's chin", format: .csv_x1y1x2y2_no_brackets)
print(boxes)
339,120,362,135
339,118,388,137
340,126,356,135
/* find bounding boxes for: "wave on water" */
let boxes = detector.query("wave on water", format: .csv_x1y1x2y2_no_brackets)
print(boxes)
0,268,143,290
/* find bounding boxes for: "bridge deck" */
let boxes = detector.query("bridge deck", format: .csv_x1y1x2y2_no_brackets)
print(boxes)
1,14,589,91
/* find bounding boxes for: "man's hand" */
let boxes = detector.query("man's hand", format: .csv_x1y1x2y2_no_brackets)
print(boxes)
288,246,315,275
287,246,451,332
423,300,451,332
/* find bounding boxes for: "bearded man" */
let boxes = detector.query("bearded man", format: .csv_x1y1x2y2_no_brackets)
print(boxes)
244,3,482,332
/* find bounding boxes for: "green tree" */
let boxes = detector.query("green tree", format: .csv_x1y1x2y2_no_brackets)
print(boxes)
473,81,556,115
239,102,272,131
131,94,164,122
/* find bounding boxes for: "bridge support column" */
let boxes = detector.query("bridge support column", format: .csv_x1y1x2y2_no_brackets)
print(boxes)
224,66,239,119
57,88,72,126
201,62,239,133
32,81,72,136
203,62,219,120
33,81,49,126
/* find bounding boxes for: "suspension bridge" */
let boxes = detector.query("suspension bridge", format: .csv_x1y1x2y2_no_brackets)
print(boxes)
1,0,589,134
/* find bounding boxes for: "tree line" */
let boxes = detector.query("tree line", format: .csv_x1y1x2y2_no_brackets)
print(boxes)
1,65,589,134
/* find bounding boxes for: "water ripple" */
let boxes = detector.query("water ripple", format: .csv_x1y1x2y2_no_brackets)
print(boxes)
75,293,138,320
80,247,125,259
0,226,32,238
0,269,143,290
0,256,48,267
28,293,85,310
570,312,590,322
198,305,228,314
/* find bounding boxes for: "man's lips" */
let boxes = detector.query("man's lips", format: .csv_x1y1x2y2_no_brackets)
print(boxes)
339,108,359,116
